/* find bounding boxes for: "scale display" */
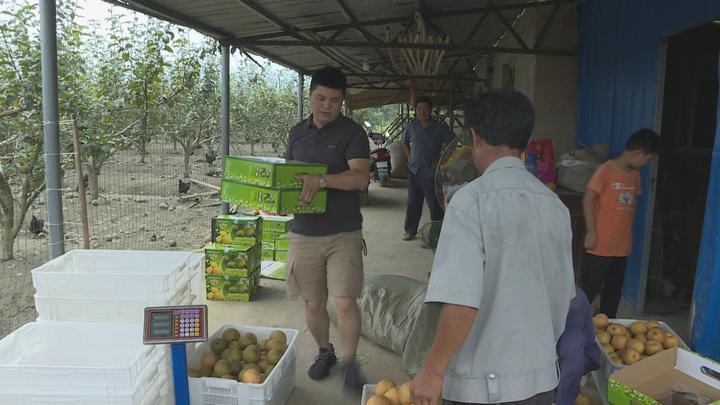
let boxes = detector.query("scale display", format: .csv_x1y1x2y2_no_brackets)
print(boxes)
143,305,208,344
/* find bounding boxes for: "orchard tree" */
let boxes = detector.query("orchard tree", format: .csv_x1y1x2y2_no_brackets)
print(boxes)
0,0,84,259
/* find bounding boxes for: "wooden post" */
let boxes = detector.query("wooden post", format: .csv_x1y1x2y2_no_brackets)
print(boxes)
71,116,90,249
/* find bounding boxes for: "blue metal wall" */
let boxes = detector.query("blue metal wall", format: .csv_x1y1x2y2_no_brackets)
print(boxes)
577,0,720,360
691,78,720,361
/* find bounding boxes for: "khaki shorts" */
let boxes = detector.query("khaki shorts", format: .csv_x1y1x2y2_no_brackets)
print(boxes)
286,230,364,300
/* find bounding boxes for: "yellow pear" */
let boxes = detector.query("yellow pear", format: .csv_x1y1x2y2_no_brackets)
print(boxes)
398,382,412,405
375,379,396,396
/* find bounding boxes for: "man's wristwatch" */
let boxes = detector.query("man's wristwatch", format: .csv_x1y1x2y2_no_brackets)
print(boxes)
318,175,327,189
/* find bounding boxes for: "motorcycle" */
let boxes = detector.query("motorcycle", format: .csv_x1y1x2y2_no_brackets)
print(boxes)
369,132,392,187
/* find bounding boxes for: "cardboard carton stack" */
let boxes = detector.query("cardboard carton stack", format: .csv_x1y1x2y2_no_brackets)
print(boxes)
205,215,262,301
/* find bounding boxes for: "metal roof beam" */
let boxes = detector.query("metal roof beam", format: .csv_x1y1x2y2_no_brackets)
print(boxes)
334,0,397,74
238,39,574,56
232,0,363,73
344,72,485,82
492,4,531,52
534,4,561,50
231,0,573,42
462,11,491,46
348,86,466,94
112,0,234,39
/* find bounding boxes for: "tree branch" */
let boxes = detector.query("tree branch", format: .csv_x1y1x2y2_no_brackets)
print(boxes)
0,107,29,119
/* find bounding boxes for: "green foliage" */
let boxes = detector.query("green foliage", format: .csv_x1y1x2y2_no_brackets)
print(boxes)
231,60,299,155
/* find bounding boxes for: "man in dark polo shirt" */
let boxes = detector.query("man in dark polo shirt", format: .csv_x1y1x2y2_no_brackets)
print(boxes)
402,96,454,241
285,66,370,394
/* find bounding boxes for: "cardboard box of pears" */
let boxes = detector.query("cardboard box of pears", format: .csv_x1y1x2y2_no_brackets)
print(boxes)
206,214,292,301
220,156,328,215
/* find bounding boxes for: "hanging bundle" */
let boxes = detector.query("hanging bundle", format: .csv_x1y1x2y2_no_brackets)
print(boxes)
386,12,451,77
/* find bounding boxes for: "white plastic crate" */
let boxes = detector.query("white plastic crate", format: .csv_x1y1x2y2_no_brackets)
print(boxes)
590,319,687,404
0,321,165,393
361,384,376,404
0,371,167,405
188,324,298,405
32,250,198,299
35,281,194,324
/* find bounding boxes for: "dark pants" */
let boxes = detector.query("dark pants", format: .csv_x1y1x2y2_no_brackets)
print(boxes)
444,390,554,405
580,252,628,318
404,171,444,234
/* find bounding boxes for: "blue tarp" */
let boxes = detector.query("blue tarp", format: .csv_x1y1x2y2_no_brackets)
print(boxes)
577,0,720,359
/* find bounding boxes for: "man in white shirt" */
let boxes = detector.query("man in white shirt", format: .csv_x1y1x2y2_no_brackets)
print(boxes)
411,90,576,405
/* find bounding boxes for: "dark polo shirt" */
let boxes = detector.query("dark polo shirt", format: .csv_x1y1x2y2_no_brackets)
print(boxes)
286,114,369,236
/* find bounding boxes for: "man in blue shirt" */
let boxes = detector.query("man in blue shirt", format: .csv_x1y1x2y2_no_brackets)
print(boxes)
402,96,454,241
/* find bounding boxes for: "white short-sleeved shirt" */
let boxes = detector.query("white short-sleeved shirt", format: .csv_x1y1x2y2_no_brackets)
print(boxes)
425,156,576,403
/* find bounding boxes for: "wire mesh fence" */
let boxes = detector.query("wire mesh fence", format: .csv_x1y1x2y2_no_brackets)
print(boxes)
0,115,283,338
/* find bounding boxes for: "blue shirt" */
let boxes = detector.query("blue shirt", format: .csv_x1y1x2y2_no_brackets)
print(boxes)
403,119,454,179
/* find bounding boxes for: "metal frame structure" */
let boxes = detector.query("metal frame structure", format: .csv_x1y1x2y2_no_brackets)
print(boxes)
37,0,577,259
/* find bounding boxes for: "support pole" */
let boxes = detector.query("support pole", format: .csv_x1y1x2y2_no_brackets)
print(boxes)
170,343,190,405
71,117,90,249
297,71,304,122
220,42,230,214
39,0,64,259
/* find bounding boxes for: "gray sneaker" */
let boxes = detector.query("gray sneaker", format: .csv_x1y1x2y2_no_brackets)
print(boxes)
402,232,416,241
307,344,337,380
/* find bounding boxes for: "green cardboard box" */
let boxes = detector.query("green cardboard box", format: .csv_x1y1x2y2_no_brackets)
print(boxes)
223,156,327,189
274,233,289,250
261,242,274,261
211,215,263,246
261,215,294,233
221,180,326,214
260,261,286,280
204,243,261,277
275,250,288,263
608,347,720,404
205,271,259,302
262,231,281,242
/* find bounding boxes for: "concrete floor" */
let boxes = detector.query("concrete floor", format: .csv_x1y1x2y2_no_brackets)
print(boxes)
201,179,434,405
196,178,692,405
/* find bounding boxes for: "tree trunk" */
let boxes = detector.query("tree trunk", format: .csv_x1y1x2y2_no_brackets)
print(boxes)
139,115,148,164
0,214,13,261
0,172,15,261
250,141,256,156
87,158,101,201
183,146,192,178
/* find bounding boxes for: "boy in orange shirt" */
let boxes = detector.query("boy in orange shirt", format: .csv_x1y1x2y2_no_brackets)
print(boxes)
581,129,660,317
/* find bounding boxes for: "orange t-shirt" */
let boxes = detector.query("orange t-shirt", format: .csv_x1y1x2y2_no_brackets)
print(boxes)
587,161,642,257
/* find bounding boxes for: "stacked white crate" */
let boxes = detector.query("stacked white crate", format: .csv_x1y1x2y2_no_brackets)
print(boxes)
0,250,202,405
0,321,167,405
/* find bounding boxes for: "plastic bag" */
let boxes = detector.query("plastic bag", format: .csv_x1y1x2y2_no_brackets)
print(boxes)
328,275,426,355
388,142,408,179
556,144,609,193
527,139,558,184
327,275,439,375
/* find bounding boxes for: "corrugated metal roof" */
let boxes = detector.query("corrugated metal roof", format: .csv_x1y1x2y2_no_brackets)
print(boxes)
108,0,575,106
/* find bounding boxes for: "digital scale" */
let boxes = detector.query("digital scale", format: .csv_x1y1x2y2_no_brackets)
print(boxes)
143,305,209,405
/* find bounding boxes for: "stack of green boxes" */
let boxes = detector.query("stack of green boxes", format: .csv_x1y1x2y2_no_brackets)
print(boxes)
205,215,262,301
261,215,294,263
220,156,328,214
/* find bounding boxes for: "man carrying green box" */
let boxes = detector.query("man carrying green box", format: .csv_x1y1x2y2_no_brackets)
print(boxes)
285,66,370,395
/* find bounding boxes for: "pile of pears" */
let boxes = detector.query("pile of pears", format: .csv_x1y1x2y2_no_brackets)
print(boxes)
367,379,413,405
188,328,289,384
593,314,680,366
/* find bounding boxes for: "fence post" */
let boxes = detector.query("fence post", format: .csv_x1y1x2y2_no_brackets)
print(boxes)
220,41,230,215
39,0,65,259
